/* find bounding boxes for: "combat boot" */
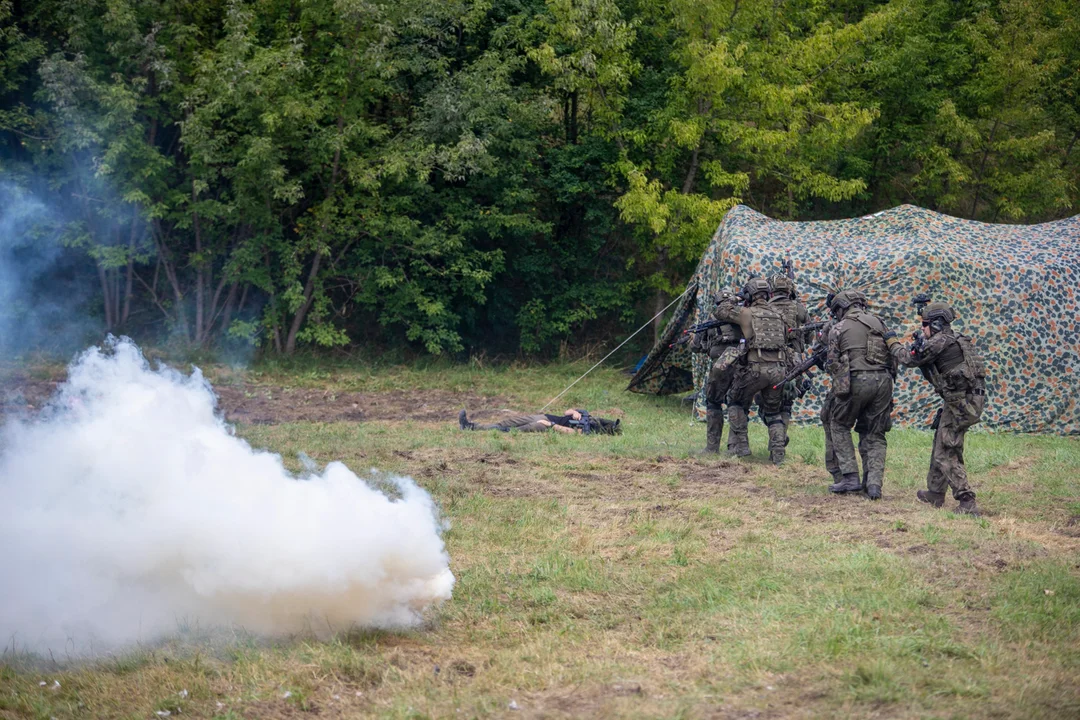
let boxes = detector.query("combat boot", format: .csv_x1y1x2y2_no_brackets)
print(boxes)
916,489,945,507
693,409,724,455
955,493,979,516
727,406,752,457
865,484,882,500
458,409,476,431
829,473,862,494
767,420,786,465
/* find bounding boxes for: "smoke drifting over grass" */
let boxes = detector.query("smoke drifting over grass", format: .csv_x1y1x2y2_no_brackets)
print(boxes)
0,338,454,656
0,182,99,356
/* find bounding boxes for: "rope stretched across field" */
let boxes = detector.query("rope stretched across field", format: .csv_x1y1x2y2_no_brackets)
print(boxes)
539,285,695,413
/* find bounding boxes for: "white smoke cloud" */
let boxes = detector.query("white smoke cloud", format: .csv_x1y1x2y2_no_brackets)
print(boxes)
0,338,454,656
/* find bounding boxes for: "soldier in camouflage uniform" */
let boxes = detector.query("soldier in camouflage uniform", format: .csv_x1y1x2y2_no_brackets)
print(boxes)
690,287,744,454
825,291,896,500
713,277,791,464
768,274,811,426
888,302,985,515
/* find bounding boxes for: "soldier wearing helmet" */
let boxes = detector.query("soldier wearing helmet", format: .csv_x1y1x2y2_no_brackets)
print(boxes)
768,274,809,351
712,276,791,464
767,273,811,426
824,290,896,500
888,300,986,515
689,286,745,455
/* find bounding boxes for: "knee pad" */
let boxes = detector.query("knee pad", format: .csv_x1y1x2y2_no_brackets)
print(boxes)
764,414,785,427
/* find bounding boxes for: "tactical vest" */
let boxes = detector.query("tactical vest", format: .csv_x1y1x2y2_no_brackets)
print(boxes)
955,335,986,380
850,314,892,368
747,305,786,352
769,298,804,352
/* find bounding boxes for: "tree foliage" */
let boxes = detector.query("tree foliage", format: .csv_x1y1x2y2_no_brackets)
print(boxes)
0,0,1076,356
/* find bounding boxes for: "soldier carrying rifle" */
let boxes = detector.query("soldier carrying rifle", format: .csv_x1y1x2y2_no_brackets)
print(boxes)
886,297,986,515
688,286,745,455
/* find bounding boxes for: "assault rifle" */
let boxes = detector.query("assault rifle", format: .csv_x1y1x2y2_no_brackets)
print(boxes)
568,410,593,434
911,330,926,357
669,319,725,347
794,320,827,334
773,346,827,390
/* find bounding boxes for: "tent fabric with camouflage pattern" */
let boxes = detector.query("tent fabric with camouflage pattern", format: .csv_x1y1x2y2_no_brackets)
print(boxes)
627,204,1080,434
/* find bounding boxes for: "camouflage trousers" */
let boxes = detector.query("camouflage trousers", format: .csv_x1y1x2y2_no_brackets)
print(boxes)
727,361,787,461
827,371,894,489
927,391,985,499
471,414,551,432
821,394,840,480
703,356,738,411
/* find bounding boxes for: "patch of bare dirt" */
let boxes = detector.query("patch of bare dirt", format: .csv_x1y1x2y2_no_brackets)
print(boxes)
680,459,754,484
0,374,60,417
0,372,514,425
214,384,514,424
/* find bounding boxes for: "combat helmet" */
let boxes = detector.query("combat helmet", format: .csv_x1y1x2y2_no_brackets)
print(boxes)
769,274,795,298
744,277,771,299
714,286,737,304
828,290,867,312
922,301,955,333
921,302,955,323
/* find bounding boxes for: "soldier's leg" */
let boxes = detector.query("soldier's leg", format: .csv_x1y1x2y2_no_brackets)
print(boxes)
756,367,787,465
858,374,894,499
821,394,842,483
936,402,975,500
780,389,794,427
918,420,948,506
472,414,548,432
696,371,725,454
714,365,737,454
726,369,753,457
827,390,864,493
856,430,870,490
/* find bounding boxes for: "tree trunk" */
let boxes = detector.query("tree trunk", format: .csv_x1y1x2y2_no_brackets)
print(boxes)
98,262,114,331
569,90,578,144
121,216,138,327
652,249,669,343
218,282,240,341
265,247,283,353
152,218,190,341
284,250,323,354
283,51,355,354
192,179,205,345
969,118,1000,220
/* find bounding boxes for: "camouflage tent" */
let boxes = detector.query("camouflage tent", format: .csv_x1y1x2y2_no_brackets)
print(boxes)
628,204,1080,434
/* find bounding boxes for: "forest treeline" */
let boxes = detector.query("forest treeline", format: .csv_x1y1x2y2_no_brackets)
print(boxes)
0,0,1076,357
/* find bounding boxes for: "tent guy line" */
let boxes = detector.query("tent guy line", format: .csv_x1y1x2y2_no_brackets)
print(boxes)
538,285,695,413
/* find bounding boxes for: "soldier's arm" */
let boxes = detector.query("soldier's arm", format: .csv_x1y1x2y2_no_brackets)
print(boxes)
689,329,708,354
809,320,831,354
895,332,948,368
712,298,742,324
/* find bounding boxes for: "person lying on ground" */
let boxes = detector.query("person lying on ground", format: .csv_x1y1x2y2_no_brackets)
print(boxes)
458,408,621,435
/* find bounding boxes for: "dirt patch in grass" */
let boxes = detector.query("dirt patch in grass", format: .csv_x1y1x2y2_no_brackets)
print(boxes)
0,372,514,425
215,384,514,424
0,374,60,416
680,458,755,485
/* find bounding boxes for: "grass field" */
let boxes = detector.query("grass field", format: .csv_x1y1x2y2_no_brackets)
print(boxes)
2,360,1079,719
